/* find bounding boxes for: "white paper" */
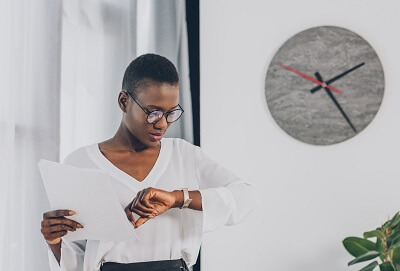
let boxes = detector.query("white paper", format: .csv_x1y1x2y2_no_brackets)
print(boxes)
38,159,140,243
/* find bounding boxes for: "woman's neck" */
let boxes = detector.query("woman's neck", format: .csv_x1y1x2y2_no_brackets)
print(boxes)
104,123,153,153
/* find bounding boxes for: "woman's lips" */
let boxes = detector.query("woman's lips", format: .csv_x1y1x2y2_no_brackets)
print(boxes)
149,133,163,141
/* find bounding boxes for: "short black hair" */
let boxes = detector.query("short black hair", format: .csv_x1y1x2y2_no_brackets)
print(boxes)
122,53,179,98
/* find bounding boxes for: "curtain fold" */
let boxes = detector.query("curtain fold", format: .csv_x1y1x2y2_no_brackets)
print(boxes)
137,0,194,143
0,0,62,270
60,0,138,160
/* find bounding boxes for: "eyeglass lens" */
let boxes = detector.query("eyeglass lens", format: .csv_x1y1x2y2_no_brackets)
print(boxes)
147,109,182,123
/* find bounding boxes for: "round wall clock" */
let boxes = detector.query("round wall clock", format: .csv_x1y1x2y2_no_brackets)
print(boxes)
264,26,385,145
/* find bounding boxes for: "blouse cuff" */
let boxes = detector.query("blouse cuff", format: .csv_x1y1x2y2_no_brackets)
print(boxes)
47,239,85,271
47,245,61,271
198,186,236,233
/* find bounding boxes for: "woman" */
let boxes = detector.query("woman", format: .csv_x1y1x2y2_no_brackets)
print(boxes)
40,54,259,271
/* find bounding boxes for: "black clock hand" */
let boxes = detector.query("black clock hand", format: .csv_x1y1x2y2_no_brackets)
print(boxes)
315,72,357,133
310,63,365,94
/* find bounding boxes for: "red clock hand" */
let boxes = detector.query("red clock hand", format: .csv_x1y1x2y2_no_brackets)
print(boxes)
278,63,344,95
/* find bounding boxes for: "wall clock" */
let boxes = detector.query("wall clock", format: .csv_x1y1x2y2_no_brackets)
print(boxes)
264,26,384,145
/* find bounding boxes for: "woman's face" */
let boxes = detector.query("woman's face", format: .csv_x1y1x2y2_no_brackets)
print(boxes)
121,83,180,147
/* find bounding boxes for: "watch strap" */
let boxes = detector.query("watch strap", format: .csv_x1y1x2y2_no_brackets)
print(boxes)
180,188,192,209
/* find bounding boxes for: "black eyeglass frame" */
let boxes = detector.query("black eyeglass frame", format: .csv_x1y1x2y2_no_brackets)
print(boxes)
125,91,184,124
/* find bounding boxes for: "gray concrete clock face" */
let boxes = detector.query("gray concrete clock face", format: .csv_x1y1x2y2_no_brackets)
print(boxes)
264,26,384,145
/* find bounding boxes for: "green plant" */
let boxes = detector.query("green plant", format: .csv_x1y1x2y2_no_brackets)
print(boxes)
343,212,400,271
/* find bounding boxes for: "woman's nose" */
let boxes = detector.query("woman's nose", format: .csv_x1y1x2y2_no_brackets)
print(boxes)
153,115,168,130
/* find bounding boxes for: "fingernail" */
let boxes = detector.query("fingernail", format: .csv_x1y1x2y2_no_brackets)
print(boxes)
77,224,83,228
69,211,75,215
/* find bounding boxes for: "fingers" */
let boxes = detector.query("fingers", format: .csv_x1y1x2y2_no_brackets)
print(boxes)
41,218,83,229
134,189,155,209
43,209,75,219
47,231,68,240
140,189,155,209
131,190,146,209
124,205,136,225
131,197,155,217
140,190,155,209
125,191,154,227
130,189,156,217
131,206,155,218
127,187,170,229
41,209,84,244
134,217,150,228
41,224,76,234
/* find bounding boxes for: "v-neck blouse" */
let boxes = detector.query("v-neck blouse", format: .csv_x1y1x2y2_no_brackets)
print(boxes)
87,140,172,192
47,138,259,271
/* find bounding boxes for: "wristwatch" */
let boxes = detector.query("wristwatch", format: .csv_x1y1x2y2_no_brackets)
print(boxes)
180,188,192,209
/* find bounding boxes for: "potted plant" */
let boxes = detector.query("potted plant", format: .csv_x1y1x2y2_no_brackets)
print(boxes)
343,212,400,271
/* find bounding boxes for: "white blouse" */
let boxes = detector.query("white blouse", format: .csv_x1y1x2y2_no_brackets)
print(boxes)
47,138,259,271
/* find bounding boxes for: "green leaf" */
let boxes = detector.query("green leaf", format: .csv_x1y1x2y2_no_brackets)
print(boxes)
359,261,378,271
393,218,400,230
392,246,400,265
388,228,399,239
387,227,400,249
392,218,400,229
343,237,377,257
379,262,395,271
388,235,400,250
377,238,385,253
390,235,400,249
384,220,392,229
376,238,386,261
388,212,400,229
349,251,380,266
365,230,386,240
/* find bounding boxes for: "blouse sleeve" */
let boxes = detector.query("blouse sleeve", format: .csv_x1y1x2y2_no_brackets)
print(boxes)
47,239,86,271
194,146,260,233
47,151,88,270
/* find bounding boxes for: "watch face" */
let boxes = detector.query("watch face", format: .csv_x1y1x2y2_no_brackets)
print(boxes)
264,26,385,145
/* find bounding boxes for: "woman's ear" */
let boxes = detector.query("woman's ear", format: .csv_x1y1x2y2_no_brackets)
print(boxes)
118,91,128,113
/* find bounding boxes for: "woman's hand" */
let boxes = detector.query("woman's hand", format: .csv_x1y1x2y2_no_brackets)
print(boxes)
41,209,84,245
125,187,179,228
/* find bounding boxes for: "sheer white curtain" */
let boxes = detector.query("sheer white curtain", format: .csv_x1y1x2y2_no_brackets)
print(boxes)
59,0,138,160
137,0,193,142
0,0,62,270
60,0,193,160
1,0,193,270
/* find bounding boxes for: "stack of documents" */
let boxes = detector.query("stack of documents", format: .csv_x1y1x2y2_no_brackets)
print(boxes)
38,159,140,243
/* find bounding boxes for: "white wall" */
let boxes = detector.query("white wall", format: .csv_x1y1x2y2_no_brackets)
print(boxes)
200,1,400,270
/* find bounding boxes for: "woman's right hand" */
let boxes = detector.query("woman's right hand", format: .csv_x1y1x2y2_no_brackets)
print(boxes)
41,209,84,245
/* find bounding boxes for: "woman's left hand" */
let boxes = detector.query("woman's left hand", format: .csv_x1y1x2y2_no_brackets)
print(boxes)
125,187,177,228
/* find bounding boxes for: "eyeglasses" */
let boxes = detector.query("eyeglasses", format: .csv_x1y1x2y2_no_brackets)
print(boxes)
125,91,184,124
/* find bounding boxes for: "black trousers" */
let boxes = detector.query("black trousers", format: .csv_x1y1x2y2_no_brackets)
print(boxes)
100,258,189,271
